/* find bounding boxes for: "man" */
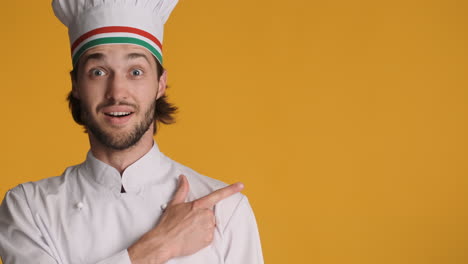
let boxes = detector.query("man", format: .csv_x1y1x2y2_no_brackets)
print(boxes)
0,0,263,263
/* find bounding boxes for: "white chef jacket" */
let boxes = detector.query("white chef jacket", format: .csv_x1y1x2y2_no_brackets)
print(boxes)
0,143,263,264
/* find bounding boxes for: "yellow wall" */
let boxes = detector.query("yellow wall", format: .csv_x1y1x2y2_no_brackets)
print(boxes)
1,0,468,263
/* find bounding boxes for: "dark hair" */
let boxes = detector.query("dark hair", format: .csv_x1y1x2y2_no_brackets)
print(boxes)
68,59,177,134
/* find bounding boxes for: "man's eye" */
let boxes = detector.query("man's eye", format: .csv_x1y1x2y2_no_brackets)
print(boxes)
131,69,143,76
92,69,105,76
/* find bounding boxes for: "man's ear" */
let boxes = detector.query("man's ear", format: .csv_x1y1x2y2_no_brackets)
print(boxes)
70,71,80,99
156,70,167,100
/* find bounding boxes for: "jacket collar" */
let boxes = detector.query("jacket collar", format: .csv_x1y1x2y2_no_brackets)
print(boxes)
83,142,172,194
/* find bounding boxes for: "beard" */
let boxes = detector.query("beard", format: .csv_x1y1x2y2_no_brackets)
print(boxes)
82,100,156,150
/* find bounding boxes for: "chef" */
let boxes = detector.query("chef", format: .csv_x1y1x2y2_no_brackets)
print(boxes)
0,0,263,263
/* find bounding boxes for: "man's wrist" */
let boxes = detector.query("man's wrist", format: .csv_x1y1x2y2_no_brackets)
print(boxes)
128,237,172,264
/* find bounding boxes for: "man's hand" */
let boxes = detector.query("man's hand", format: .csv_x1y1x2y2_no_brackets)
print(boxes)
128,175,244,264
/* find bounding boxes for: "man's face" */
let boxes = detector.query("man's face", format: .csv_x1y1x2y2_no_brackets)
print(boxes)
73,44,166,150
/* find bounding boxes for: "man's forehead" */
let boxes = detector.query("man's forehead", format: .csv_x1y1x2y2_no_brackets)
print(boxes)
80,44,155,65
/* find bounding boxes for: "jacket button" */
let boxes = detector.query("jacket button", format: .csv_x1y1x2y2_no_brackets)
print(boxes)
76,202,84,210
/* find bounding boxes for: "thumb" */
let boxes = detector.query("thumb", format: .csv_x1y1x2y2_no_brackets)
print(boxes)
168,174,189,206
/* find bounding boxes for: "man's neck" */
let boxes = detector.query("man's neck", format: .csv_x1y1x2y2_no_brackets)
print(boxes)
89,130,155,175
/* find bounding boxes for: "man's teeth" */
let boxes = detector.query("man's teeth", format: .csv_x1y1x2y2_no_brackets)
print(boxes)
107,112,131,117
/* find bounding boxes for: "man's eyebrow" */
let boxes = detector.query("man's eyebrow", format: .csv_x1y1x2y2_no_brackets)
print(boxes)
127,53,151,64
81,53,105,66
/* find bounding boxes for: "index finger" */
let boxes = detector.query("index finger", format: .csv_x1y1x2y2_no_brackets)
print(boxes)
195,182,244,208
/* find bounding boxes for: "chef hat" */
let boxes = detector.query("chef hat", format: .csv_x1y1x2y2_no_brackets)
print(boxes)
52,0,178,66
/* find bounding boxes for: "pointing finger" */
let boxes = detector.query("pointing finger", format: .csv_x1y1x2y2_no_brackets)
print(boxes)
168,175,189,206
195,182,244,208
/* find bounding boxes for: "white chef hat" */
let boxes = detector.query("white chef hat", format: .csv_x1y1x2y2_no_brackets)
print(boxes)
52,0,178,66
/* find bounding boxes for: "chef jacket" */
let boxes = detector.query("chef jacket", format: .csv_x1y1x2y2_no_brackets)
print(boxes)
0,143,263,264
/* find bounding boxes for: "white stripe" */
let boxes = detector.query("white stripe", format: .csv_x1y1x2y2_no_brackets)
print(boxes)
71,32,162,58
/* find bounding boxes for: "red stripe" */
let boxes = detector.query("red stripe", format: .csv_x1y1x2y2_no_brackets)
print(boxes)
71,26,162,53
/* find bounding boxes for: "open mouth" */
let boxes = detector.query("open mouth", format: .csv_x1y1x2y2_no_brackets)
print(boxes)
104,112,133,118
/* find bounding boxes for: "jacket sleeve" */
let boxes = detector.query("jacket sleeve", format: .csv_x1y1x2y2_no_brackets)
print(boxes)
0,186,132,264
222,195,264,264
0,186,59,263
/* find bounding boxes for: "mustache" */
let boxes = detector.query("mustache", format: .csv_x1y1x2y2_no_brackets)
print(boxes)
96,100,138,111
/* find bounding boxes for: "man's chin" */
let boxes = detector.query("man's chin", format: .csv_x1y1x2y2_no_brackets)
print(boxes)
87,119,154,151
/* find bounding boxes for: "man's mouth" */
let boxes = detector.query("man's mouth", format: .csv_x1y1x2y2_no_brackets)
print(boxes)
104,112,133,117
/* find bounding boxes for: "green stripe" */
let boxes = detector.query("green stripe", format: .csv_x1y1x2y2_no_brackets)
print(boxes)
72,37,163,65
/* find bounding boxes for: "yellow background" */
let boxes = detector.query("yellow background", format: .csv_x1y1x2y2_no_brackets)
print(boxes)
1,0,468,263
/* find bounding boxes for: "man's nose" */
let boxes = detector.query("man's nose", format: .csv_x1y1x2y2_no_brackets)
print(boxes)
105,72,129,101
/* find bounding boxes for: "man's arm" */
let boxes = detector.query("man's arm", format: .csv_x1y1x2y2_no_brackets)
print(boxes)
128,175,244,264
0,186,61,263
222,195,264,264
